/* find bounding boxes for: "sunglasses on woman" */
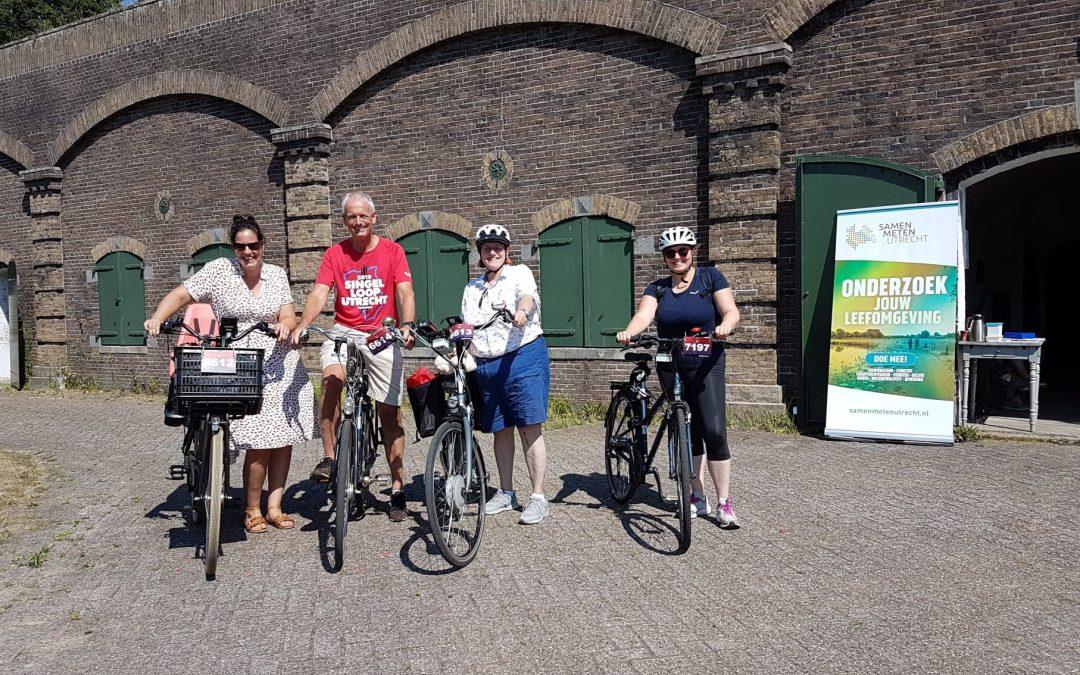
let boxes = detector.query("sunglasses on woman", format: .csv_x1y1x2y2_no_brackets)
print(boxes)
233,241,263,251
663,247,692,259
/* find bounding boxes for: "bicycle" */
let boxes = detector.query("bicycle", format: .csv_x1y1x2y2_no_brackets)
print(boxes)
300,323,390,571
603,332,726,553
162,316,276,579
402,307,513,568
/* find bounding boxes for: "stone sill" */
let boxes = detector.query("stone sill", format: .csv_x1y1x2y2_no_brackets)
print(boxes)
97,345,148,355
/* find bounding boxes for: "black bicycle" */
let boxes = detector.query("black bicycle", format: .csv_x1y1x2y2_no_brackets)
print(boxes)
301,323,388,571
603,332,725,553
406,308,512,568
163,317,275,579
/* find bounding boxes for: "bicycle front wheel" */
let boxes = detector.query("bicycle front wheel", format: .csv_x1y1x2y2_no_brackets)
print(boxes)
671,406,692,554
604,391,640,504
204,426,225,579
425,420,486,568
333,419,355,569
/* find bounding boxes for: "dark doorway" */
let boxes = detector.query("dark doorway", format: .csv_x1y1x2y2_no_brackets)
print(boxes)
964,150,1080,424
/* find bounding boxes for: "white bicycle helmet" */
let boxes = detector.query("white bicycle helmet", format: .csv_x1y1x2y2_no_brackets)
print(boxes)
475,223,511,250
657,226,697,250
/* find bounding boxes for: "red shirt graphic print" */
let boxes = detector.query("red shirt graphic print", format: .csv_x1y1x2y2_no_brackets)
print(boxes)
315,237,412,331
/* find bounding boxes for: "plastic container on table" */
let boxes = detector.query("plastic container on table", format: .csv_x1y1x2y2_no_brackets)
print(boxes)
985,322,1003,342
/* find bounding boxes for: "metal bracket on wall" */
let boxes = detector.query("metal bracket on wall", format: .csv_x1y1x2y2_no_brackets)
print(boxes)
520,243,539,261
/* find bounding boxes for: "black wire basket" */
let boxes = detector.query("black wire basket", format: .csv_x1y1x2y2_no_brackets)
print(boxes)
173,347,265,415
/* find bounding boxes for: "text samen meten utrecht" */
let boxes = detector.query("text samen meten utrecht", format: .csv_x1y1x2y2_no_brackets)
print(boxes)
840,275,948,326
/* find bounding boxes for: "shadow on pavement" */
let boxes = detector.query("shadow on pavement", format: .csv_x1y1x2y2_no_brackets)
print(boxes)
554,471,683,555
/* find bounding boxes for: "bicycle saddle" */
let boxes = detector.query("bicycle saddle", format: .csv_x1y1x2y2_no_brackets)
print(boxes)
623,352,652,363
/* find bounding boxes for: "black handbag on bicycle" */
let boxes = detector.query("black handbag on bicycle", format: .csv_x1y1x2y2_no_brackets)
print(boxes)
406,368,447,438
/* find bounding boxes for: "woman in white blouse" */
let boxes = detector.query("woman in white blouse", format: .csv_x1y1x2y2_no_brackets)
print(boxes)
461,224,551,525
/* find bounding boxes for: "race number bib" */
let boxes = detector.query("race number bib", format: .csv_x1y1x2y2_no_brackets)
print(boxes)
449,323,475,343
682,336,712,358
365,327,395,355
201,349,237,374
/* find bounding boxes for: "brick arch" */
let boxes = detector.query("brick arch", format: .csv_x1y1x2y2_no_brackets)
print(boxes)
90,236,147,263
761,0,841,41
388,211,474,241
185,228,229,257
49,70,294,165
531,195,641,233
0,130,33,169
311,0,727,121
932,104,1079,174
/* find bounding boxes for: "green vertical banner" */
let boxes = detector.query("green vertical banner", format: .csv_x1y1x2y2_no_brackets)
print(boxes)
825,202,960,444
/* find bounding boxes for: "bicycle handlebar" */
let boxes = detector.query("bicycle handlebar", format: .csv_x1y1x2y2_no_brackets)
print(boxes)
161,318,277,346
627,333,731,349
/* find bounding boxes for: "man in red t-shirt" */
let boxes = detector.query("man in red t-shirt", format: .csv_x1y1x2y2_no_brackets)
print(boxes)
293,191,416,521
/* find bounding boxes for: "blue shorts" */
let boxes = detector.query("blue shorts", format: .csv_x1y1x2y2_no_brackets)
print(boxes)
474,337,550,433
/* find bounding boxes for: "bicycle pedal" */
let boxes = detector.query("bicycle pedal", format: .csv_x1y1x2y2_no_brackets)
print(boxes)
168,464,186,480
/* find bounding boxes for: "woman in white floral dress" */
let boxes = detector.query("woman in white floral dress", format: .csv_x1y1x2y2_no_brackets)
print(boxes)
145,215,317,533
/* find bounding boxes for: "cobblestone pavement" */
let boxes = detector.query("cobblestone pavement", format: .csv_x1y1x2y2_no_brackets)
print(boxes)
1,389,1077,673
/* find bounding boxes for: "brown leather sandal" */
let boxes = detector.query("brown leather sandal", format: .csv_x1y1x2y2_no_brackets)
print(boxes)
266,509,295,530
244,508,267,534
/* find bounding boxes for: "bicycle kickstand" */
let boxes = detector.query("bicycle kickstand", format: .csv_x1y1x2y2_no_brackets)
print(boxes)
361,474,392,488
648,467,676,503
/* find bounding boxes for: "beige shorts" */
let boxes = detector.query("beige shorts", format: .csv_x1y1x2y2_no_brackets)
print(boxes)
319,324,404,406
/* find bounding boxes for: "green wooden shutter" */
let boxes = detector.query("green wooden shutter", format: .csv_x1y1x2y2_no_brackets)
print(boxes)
538,219,583,347
119,252,147,346
796,155,938,427
95,254,121,346
399,232,430,323
96,251,147,346
583,217,633,347
191,243,232,274
427,230,469,323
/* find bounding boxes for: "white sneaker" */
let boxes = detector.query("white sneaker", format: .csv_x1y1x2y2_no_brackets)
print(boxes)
690,492,711,519
717,499,740,529
519,496,550,525
484,489,519,515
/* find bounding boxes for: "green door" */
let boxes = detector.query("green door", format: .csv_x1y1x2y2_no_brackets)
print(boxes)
95,251,147,346
398,230,469,324
797,156,938,427
191,243,232,274
538,219,583,347
540,217,633,348
584,216,633,347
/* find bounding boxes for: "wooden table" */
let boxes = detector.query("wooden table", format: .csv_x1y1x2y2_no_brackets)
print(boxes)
958,338,1045,432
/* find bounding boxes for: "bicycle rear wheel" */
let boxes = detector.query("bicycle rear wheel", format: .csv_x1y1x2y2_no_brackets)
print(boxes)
332,419,355,569
671,406,692,553
604,391,640,504
204,426,225,578
425,420,486,568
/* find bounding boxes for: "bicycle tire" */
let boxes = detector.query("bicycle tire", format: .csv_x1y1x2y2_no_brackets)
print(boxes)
184,422,205,524
603,391,640,504
355,405,377,518
204,426,225,579
333,419,355,569
672,406,692,553
425,419,486,568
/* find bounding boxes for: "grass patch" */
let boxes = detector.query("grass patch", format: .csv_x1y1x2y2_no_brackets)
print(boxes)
20,544,51,568
545,396,608,430
953,425,984,443
0,449,43,524
727,410,799,435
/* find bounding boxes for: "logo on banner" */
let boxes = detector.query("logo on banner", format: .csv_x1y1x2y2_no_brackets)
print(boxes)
341,265,388,323
845,224,876,249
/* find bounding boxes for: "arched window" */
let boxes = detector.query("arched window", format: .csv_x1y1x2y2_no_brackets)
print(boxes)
95,251,147,346
190,243,233,274
539,216,633,347
397,230,470,323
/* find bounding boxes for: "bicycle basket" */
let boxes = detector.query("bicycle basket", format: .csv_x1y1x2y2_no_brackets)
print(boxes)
173,346,265,415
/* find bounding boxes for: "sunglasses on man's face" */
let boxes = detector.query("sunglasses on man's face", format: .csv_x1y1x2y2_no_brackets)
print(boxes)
663,247,692,259
233,241,263,252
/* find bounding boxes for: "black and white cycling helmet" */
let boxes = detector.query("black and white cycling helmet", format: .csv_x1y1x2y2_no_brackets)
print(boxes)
475,223,511,250
657,226,697,250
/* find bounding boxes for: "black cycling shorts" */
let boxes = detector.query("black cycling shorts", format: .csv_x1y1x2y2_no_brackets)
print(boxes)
657,350,730,462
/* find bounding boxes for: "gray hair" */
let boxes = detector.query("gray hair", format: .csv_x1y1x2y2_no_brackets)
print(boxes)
341,191,376,214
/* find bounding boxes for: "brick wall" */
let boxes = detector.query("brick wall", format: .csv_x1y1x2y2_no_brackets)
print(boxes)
774,0,1080,400
60,97,284,386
